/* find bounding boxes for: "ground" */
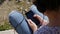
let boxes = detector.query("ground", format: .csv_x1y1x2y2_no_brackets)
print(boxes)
0,29,18,34
0,0,32,31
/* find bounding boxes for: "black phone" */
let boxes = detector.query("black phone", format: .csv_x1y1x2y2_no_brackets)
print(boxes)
25,10,41,27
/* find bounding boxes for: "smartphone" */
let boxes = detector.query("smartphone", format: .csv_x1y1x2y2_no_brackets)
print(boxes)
25,10,41,27
25,5,49,27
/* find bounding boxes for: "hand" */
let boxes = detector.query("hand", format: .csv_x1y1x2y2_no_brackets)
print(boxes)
27,19,37,32
27,14,49,32
33,14,49,26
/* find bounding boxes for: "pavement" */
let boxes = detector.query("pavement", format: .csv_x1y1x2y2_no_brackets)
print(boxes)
0,29,18,34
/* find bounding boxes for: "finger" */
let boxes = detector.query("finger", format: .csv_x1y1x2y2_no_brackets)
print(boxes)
33,14,43,23
29,19,34,24
27,19,34,25
28,19,35,24
28,19,37,27
27,19,31,25
27,19,37,32
27,19,37,25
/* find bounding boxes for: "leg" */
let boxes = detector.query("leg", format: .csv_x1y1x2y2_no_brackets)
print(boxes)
30,5,49,21
25,5,49,27
9,10,31,34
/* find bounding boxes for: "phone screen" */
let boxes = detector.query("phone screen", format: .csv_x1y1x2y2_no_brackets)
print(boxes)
25,10,41,27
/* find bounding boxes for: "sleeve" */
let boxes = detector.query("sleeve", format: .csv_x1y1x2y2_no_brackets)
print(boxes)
33,30,50,34
33,27,51,34
33,30,38,34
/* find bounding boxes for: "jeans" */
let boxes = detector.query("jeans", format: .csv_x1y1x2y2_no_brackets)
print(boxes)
25,5,49,26
29,5,49,21
9,5,49,34
9,10,31,34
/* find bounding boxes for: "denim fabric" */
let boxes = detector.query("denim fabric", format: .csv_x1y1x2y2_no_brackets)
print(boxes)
26,5,49,26
9,5,49,34
30,5,49,21
9,10,31,34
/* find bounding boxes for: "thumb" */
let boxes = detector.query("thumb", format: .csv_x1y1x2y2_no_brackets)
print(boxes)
33,14,43,24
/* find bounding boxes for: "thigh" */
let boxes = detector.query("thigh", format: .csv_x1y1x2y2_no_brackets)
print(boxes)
9,10,32,34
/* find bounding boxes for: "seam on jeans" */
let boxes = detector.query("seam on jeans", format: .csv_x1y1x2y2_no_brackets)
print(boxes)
15,17,25,29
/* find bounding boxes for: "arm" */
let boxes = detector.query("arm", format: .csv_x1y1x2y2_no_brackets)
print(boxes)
27,14,49,33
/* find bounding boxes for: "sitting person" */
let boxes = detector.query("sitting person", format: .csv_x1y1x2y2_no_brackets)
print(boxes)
27,0,60,34
9,4,49,34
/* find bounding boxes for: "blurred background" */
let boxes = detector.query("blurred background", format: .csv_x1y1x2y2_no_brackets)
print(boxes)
0,0,32,31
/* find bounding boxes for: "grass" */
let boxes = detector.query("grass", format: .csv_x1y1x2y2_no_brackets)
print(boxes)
0,20,13,31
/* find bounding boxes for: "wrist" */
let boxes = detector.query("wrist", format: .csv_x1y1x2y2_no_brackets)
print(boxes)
33,27,38,32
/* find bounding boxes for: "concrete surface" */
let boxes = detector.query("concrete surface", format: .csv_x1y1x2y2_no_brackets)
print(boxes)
0,29,18,34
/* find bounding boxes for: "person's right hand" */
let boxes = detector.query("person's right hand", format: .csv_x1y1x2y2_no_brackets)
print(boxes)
27,19,38,32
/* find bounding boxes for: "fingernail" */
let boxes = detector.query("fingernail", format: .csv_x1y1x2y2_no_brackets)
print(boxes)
34,14,37,17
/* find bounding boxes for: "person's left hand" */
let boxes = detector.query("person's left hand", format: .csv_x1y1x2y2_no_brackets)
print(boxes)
27,19,37,32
